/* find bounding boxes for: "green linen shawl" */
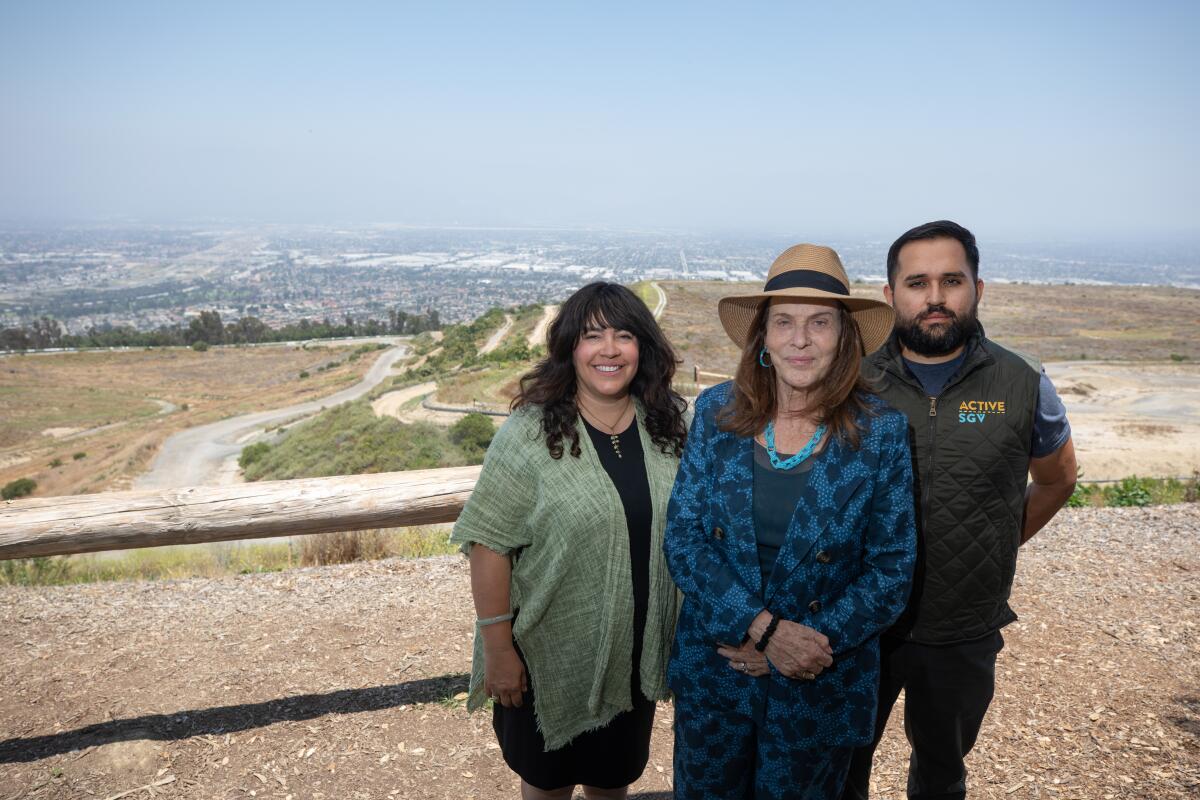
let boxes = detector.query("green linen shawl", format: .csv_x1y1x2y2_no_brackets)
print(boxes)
450,401,682,750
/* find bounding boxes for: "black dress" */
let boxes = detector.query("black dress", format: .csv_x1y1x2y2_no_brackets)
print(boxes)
492,416,657,791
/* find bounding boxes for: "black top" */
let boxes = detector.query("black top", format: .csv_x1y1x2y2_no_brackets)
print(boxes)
752,441,814,593
583,415,653,698
903,348,969,398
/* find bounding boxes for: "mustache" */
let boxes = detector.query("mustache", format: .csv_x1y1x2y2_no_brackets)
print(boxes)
918,305,957,321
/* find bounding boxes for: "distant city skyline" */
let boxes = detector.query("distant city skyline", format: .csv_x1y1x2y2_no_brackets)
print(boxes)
2,2,1198,239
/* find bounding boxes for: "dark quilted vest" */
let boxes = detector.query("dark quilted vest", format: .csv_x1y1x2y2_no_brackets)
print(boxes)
863,328,1039,644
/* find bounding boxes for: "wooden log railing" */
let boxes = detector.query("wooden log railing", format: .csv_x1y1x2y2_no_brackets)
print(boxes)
0,466,482,561
692,366,733,385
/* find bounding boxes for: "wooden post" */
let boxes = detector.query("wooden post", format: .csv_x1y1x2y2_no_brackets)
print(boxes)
0,466,482,560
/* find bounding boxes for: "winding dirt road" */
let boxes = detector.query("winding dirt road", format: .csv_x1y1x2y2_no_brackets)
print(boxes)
649,281,667,319
135,346,409,490
528,305,558,347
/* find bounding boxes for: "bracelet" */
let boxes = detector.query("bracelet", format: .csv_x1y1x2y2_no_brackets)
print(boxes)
755,615,781,652
476,612,514,627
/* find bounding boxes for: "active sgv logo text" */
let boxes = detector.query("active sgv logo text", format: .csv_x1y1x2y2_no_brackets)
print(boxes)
959,400,1006,423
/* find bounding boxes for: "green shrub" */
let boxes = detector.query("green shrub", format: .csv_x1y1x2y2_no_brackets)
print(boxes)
298,370,310,379
191,340,209,352
1,477,37,500
1066,483,1101,508
72,451,87,460
1169,353,1189,362
450,412,496,455
238,441,272,469
412,332,437,355
1104,477,1153,507
48,457,63,468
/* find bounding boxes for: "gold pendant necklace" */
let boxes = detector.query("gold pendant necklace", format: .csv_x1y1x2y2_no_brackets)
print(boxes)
579,397,632,459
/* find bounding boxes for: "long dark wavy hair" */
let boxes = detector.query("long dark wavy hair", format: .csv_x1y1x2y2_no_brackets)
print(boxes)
718,299,876,448
512,282,688,459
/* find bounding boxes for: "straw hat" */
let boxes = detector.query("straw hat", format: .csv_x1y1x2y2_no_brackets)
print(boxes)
717,243,894,354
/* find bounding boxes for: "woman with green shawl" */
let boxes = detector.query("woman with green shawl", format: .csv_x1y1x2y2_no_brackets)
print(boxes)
450,282,688,799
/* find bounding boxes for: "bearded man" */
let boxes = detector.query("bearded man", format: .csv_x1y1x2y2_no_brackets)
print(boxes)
842,220,1077,800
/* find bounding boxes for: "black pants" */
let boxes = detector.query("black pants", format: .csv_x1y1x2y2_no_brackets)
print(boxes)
841,631,1004,800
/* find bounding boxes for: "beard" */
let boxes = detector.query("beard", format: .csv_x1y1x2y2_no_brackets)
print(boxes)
894,300,980,357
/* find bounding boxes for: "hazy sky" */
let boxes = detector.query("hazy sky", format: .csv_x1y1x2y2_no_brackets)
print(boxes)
2,1,1197,238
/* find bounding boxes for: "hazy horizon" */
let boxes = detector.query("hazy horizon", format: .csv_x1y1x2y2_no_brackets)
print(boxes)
3,2,1198,240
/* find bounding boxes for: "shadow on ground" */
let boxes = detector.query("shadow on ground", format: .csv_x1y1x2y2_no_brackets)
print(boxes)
1168,694,1200,739
0,673,469,763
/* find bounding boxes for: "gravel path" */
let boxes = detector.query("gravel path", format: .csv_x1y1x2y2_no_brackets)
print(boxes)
1,505,1196,799
477,315,513,356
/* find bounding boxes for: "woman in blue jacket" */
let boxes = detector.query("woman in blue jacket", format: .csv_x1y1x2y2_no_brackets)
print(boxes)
664,244,917,800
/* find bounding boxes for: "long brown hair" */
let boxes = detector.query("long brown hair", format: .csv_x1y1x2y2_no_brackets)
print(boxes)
717,300,876,448
512,282,688,459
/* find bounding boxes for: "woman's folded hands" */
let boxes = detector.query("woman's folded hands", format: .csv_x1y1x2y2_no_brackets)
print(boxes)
765,620,833,679
719,612,834,680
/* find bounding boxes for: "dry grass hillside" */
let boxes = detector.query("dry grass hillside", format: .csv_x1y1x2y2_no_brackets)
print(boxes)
660,281,1200,378
0,345,378,496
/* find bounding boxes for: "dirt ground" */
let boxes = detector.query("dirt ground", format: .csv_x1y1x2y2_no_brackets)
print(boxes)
1,504,1196,800
1047,361,1200,481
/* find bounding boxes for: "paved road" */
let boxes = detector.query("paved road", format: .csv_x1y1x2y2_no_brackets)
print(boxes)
135,346,409,490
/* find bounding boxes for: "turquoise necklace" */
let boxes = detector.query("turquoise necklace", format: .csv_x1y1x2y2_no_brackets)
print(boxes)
764,421,826,470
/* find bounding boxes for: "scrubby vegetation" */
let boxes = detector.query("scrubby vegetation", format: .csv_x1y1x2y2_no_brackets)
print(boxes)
0,308,442,352
1,477,37,500
0,527,458,586
239,400,485,481
401,307,541,384
1067,474,1199,508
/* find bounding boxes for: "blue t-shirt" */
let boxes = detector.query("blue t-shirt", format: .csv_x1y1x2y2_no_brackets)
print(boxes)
903,351,1071,459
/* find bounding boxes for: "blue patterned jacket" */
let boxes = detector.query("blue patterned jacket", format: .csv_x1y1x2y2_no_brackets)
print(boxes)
664,382,916,747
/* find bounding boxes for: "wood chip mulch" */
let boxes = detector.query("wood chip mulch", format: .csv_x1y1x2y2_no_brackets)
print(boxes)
1,504,1196,799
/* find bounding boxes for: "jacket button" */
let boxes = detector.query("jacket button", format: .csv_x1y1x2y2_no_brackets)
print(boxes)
808,600,822,613
713,527,724,540
815,550,831,564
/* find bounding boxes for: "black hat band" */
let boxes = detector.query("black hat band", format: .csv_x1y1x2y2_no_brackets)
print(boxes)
763,269,849,296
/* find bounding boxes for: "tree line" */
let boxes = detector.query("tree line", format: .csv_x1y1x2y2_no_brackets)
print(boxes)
0,308,442,352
